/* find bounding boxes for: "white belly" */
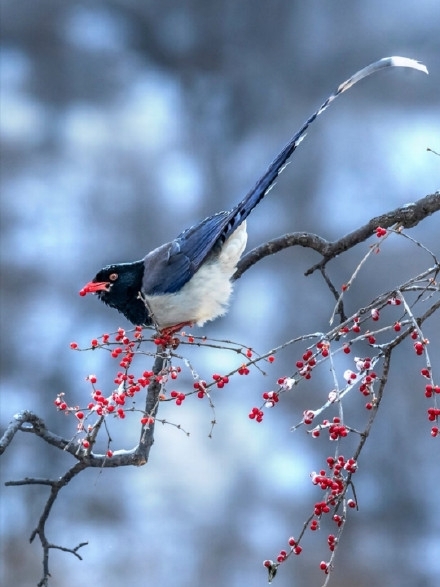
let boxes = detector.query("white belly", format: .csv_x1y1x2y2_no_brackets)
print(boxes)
144,222,248,328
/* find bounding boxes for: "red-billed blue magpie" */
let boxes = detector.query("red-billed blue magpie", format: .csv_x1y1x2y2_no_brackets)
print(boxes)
80,57,427,332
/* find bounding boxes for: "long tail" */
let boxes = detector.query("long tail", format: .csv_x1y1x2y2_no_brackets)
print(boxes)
220,56,427,241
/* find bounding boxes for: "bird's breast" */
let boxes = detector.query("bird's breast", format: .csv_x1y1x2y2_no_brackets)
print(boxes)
144,222,248,328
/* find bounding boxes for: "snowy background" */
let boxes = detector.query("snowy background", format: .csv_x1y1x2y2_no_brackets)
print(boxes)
1,2,439,586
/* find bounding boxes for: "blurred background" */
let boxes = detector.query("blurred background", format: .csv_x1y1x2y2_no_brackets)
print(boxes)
1,1,439,586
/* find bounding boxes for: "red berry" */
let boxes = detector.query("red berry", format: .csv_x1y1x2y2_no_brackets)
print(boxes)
414,342,424,355
276,556,284,563
333,514,343,526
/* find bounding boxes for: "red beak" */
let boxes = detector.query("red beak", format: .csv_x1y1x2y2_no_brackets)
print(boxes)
79,281,110,297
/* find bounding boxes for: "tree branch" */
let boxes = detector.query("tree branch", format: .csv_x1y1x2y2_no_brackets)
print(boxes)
233,192,439,280
134,348,167,464
0,411,73,457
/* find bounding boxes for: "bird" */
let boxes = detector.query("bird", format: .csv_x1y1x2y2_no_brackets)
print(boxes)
80,56,427,334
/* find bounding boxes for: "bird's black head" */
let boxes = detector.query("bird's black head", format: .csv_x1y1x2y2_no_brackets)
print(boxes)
80,261,152,326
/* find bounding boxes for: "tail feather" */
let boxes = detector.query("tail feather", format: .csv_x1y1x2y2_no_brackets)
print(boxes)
218,56,428,243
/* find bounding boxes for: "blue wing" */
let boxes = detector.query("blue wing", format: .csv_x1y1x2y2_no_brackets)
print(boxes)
142,212,231,294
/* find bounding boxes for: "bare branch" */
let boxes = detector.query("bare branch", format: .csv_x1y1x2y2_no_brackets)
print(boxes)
233,192,439,280
134,348,167,464
0,411,73,456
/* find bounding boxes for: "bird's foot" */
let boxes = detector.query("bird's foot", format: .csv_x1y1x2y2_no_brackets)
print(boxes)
159,322,193,337
153,322,194,348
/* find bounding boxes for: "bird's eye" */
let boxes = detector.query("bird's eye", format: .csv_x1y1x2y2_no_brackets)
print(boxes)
109,273,118,282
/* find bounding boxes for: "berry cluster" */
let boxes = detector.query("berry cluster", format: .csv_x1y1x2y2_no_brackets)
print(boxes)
263,451,358,577
60,328,170,448
262,390,279,408
170,391,186,405
248,407,264,422
295,348,317,380
311,455,357,499
212,373,230,388
424,383,440,397
193,380,207,399
64,330,281,445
